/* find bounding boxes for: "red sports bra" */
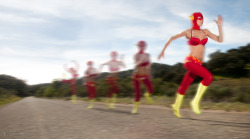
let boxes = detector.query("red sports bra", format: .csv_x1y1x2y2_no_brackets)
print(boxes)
139,61,150,66
136,53,150,67
188,30,208,46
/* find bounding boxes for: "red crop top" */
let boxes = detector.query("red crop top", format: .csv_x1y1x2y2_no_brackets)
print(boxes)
188,30,208,46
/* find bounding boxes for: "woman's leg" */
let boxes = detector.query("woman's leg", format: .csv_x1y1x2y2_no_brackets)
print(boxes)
172,70,196,118
71,81,77,104
142,77,153,104
86,84,95,109
132,76,141,114
133,77,141,102
185,62,213,114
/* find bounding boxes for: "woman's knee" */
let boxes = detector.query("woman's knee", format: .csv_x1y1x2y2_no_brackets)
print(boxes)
202,73,213,86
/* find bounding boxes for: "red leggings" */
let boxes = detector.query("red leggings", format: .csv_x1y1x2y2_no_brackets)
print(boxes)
106,77,119,98
178,56,213,95
86,82,96,99
62,79,76,95
132,74,153,102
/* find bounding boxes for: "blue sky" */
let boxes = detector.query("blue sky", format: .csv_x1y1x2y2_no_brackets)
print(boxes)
0,0,249,85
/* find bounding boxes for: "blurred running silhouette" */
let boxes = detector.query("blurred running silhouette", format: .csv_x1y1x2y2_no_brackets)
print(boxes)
83,61,99,109
99,51,126,109
131,40,154,114
62,60,79,104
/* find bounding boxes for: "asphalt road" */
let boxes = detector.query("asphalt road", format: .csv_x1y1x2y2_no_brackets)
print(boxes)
0,97,249,139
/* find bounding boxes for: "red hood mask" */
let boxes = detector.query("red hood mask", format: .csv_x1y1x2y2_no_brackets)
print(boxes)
190,12,203,30
137,40,146,54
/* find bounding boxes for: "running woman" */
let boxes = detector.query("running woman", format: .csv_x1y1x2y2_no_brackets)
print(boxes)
62,60,79,104
83,61,99,109
132,40,154,114
158,12,223,118
99,51,126,108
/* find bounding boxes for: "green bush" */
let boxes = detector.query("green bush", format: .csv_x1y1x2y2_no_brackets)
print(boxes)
43,86,55,97
186,84,198,97
206,85,232,102
159,82,178,97
0,87,17,97
230,86,250,103
0,75,28,97
35,87,46,97
76,85,87,97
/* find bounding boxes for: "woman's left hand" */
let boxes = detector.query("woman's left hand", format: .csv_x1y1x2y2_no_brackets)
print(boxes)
214,15,223,26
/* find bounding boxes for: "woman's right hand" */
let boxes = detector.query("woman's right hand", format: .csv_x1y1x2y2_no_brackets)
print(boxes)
158,51,165,60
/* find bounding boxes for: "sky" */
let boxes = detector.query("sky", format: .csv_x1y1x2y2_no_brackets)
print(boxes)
0,0,250,85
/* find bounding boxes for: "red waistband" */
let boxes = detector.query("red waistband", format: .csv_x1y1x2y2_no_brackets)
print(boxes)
139,61,150,66
88,74,97,77
133,74,149,79
184,56,202,65
106,76,117,81
86,82,96,85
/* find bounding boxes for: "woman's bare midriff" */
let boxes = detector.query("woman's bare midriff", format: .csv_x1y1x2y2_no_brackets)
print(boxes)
134,66,149,75
189,44,205,61
109,72,118,78
86,76,95,82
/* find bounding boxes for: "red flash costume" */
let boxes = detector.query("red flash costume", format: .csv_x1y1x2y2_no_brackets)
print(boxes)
106,76,119,98
159,12,223,117
85,61,98,99
62,62,79,96
133,41,153,102
178,13,213,95
99,51,125,98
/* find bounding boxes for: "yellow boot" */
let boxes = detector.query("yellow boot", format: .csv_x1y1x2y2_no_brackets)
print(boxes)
144,92,153,104
87,99,95,109
71,95,77,104
106,98,111,108
171,93,184,118
131,102,140,114
191,83,208,114
110,94,117,109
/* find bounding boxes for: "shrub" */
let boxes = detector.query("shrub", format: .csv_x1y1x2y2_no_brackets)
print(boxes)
206,85,232,102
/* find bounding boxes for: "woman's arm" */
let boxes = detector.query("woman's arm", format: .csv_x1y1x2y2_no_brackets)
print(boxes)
82,71,87,85
204,15,223,43
63,64,68,72
134,54,147,67
158,30,187,60
147,54,151,76
98,61,109,72
72,60,80,71
119,61,126,69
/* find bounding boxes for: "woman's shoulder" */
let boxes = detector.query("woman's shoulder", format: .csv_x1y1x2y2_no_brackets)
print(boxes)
202,28,209,31
184,29,192,34
202,29,210,34
181,29,191,37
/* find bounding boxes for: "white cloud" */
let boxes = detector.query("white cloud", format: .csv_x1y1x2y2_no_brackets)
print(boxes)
0,0,62,17
0,12,48,23
203,20,250,45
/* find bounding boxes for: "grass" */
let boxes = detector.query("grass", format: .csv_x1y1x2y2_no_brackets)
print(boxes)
213,78,250,86
0,95,22,107
58,96,250,112
181,99,250,112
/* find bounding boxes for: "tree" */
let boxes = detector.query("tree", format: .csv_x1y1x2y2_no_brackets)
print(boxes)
207,44,250,77
0,74,28,97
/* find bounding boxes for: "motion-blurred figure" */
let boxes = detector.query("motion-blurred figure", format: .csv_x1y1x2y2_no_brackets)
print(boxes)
83,61,98,109
131,40,153,114
158,12,223,118
99,51,126,108
62,60,79,104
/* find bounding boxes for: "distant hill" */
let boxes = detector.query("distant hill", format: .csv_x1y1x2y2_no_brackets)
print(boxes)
0,74,28,97
2,43,248,100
